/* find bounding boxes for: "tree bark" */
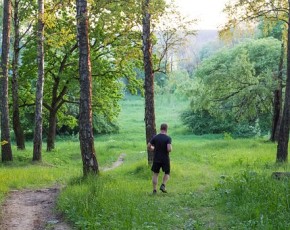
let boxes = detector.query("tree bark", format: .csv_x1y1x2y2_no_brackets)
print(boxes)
277,3,290,162
45,85,69,152
46,110,57,151
33,0,45,161
12,0,25,150
46,76,61,152
76,0,99,176
271,42,284,142
1,0,13,161
142,0,156,165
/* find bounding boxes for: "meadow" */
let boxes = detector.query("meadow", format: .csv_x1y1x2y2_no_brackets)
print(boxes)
1,94,290,229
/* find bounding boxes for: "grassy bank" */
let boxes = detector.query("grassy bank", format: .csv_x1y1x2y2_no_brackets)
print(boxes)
0,94,289,228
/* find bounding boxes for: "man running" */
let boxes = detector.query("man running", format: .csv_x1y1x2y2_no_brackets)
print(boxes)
147,123,172,194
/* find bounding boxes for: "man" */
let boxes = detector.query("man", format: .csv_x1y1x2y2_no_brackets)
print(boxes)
147,123,172,194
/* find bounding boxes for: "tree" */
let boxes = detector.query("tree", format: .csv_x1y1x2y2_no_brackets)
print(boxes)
142,0,156,165
258,21,285,142
221,0,290,161
11,0,34,150
12,0,24,150
18,0,144,151
271,42,284,142
76,0,99,175
141,0,195,164
186,38,281,134
153,4,196,75
277,1,290,162
1,0,13,161
33,0,45,161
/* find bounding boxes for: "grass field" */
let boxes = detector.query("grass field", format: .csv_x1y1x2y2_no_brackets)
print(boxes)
1,94,290,229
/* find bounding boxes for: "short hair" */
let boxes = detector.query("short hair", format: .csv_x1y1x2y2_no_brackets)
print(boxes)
160,123,168,131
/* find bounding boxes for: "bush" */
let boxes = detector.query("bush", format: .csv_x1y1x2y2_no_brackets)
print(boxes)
180,109,269,137
180,110,234,135
92,114,119,134
57,114,119,136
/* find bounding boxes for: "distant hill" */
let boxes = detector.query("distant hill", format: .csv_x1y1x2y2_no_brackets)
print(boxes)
186,30,219,51
173,30,220,73
195,30,219,44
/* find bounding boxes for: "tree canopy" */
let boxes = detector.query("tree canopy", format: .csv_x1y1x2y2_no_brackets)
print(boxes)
183,37,282,135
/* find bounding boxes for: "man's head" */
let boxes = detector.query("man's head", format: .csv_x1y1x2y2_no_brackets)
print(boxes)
160,123,168,132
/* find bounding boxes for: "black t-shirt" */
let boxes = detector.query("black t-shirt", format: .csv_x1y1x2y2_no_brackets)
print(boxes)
150,133,172,163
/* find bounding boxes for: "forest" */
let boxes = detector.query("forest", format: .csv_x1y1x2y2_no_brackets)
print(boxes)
1,0,290,229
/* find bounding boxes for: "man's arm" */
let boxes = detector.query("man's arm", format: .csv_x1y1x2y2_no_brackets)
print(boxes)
167,143,172,152
147,142,155,151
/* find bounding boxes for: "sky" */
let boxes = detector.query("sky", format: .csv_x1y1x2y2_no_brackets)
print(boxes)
173,0,230,30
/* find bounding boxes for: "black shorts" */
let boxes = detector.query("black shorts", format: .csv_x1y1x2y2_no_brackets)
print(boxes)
151,161,170,175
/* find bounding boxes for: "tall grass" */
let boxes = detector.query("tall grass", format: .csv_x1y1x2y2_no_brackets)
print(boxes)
56,95,290,229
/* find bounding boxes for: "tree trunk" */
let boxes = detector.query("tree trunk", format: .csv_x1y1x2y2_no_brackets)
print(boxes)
271,43,284,142
76,0,99,176
46,110,57,151
142,0,156,165
277,3,290,162
45,43,77,152
46,77,61,152
33,0,45,161
12,0,25,150
1,0,13,162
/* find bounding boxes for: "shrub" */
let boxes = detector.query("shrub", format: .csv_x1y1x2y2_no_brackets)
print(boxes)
180,109,269,137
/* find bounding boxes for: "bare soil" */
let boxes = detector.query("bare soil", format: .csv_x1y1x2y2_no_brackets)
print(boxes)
103,153,126,171
0,187,72,230
0,154,126,230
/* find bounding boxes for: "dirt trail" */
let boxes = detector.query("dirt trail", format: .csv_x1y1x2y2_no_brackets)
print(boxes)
0,154,126,230
103,153,126,171
0,187,72,230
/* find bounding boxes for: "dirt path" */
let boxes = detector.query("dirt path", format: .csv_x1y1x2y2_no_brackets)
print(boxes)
0,154,126,230
0,187,72,230
103,153,126,171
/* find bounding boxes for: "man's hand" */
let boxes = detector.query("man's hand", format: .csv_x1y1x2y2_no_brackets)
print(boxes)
147,143,155,151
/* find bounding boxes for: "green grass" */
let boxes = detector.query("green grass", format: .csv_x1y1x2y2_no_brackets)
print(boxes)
58,95,290,229
1,94,290,229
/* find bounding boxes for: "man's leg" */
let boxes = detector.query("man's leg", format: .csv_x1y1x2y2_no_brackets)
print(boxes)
152,173,159,191
162,174,170,185
160,174,170,193
160,161,170,193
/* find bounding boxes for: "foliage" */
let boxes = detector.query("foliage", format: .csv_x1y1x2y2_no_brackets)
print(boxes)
180,109,269,137
16,0,151,139
184,38,282,135
220,0,288,42
181,109,234,135
92,114,119,134
152,0,196,74
155,70,193,97
0,141,8,146
258,20,285,41
198,41,225,62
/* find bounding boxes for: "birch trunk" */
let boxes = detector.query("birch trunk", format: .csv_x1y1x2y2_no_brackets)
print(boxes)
76,0,99,176
142,0,156,165
12,0,25,150
33,0,45,161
